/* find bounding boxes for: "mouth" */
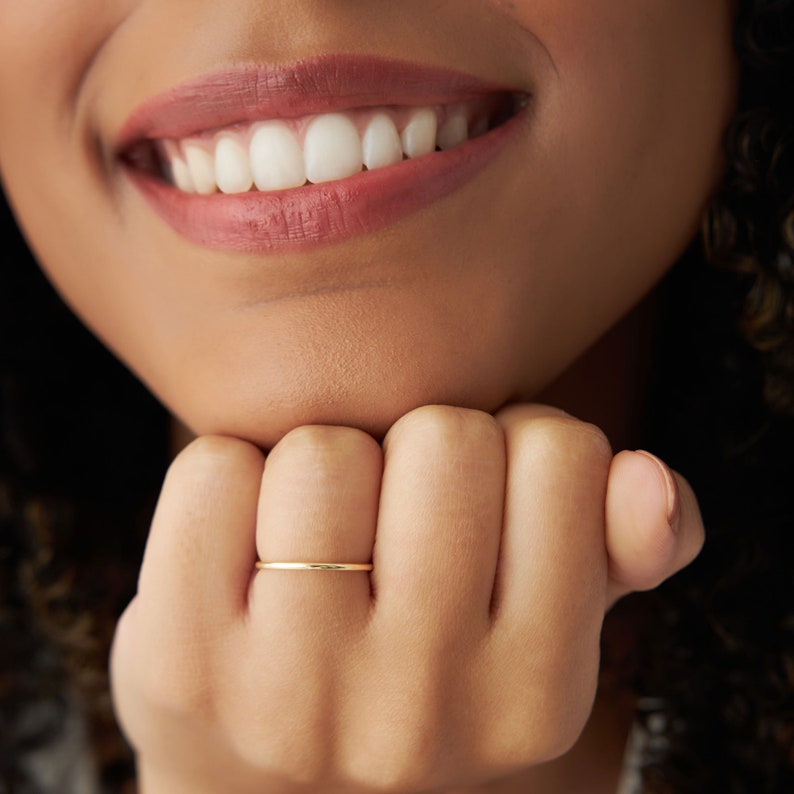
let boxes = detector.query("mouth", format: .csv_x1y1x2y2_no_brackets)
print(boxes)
124,93,522,196
118,56,530,253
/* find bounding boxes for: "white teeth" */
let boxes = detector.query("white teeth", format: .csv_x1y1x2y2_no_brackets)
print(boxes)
158,96,506,193
401,108,438,159
215,135,253,194
437,113,468,152
161,140,195,193
250,121,306,191
183,142,217,195
304,113,363,184
362,113,403,170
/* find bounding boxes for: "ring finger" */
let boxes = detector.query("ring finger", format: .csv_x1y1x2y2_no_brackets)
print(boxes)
251,425,382,633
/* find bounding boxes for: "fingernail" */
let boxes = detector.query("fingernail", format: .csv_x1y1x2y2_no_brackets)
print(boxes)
635,450,680,530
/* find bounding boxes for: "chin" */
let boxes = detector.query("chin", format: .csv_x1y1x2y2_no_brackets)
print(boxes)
169,373,512,450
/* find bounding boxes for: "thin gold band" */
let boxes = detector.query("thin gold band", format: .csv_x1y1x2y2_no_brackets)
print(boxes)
255,561,374,572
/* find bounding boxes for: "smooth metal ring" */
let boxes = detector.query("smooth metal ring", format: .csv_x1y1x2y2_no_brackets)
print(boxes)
255,561,374,572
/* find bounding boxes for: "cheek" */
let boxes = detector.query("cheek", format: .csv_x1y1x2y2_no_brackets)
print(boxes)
501,0,735,296
469,0,736,397
0,3,124,127
0,2,131,296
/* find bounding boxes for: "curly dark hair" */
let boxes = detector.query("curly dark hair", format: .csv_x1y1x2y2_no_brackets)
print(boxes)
630,0,794,790
0,198,169,788
1,1,793,792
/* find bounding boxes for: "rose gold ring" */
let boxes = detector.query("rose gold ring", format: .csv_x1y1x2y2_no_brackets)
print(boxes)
255,561,373,572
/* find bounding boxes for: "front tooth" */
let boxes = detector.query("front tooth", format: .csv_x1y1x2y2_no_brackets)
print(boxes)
250,121,306,191
362,114,403,170
401,108,437,159
437,114,468,151
162,140,196,193
304,113,363,184
215,135,253,194
183,142,217,195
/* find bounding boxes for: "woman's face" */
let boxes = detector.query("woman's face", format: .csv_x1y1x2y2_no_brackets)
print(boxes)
0,1,735,447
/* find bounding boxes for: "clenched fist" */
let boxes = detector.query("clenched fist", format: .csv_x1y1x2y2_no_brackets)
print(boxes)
111,405,703,794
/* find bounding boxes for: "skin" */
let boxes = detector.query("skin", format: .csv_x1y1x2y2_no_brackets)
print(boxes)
0,0,735,446
0,1,735,791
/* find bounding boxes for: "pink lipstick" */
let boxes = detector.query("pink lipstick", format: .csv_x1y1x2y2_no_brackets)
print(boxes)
118,55,529,253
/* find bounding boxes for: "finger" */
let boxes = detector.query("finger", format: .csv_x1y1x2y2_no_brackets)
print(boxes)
605,449,704,607
135,435,265,637
372,406,506,640
252,425,382,630
490,404,611,644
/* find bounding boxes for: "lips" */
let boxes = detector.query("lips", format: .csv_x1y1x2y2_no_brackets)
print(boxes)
118,55,529,253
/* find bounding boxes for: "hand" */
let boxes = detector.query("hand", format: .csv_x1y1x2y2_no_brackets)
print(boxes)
110,405,703,793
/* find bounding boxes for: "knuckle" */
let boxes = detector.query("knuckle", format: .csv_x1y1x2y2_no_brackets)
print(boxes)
220,660,336,783
342,733,439,793
136,644,215,717
476,642,600,767
167,434,263,486
514,415,612,473
386,405,502,458
269,424,380,475
339,674,446,792
113,604,224,719
480,690,591,767
229,728,330,787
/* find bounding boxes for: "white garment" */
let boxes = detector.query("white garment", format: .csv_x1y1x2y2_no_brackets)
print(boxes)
616,723,646,794
19,693,99,794
617,701,670,794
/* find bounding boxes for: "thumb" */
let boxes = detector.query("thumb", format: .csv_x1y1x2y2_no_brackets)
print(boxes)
605,449,704,608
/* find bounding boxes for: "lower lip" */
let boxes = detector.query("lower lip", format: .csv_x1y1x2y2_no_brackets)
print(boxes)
123,112,524,254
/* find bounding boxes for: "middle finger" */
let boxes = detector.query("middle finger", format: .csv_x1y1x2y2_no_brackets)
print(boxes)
372,406,506,643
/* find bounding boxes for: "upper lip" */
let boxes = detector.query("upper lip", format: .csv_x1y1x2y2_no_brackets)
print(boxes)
115,54,515,152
